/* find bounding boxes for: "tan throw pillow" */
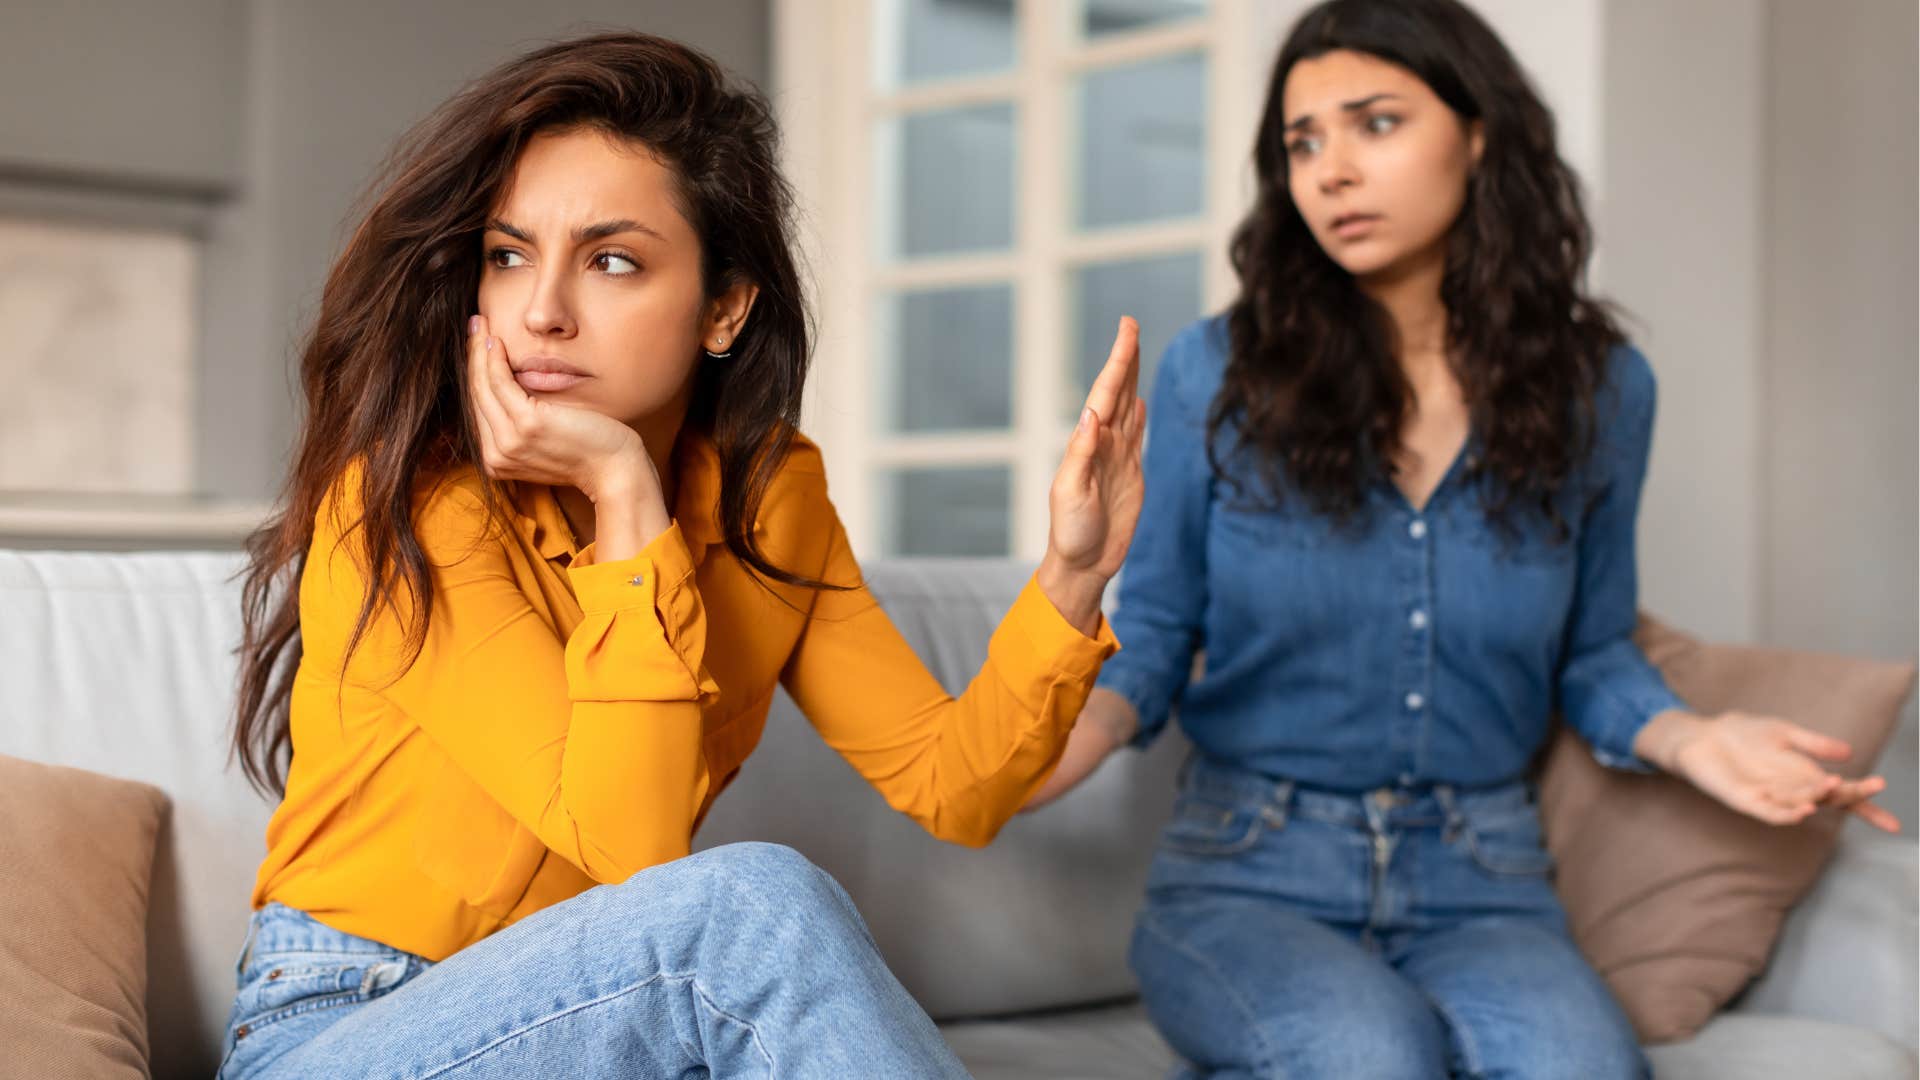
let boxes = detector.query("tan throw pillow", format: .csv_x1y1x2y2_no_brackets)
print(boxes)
1538,615,1915,1044
0,754,168,1079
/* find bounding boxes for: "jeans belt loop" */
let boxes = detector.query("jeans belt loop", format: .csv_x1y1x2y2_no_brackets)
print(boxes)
1434,783,1465,843
1270,778,1296,828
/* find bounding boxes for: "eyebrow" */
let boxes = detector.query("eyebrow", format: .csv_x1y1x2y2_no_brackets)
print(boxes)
485,217,665,245
1284,93,1404,134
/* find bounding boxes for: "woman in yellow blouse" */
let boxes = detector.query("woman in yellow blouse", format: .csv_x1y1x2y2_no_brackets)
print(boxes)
221,32,1143,1080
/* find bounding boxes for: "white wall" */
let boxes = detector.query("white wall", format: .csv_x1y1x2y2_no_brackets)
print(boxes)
1759,0,1918,825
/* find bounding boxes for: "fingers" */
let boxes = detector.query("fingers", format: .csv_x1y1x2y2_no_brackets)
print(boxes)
1849,801,1903,834
1080,316,1140,437
1056,403,1102,494
1778,722,1853,763
467,315,505,462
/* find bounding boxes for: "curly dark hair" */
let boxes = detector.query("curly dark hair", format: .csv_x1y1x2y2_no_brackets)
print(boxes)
1215,0,1623,535
232,33,821,797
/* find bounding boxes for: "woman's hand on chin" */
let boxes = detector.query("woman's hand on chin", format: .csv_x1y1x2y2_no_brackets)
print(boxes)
1039,316,1146,637
466,314,669,558
466,315,660,503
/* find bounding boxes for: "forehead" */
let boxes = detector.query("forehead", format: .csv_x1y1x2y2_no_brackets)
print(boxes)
490,128,692,237
1281,49,1432,122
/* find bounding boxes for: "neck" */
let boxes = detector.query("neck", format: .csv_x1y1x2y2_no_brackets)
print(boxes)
1358,247,1450,383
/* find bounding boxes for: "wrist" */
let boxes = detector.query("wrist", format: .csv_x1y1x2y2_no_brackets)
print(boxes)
1633,707,1709,774
1036,552,1107,638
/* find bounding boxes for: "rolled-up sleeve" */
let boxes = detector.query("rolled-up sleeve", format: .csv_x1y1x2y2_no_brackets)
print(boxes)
1555,346,1687,771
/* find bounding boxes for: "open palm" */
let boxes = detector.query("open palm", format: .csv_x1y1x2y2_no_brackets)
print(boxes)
1048,317,1146,580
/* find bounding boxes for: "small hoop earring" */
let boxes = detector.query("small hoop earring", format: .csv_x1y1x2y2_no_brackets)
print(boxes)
704,334,732,359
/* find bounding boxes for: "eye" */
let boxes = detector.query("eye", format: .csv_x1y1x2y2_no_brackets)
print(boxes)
1286,135,1321,160
592,251,640,276
485,247,528,269
1365,113,1401,135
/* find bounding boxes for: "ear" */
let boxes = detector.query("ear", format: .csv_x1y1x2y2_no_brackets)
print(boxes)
703,280,759,353
1466,118,1486,170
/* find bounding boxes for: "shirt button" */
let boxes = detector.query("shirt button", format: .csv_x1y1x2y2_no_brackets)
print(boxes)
1405,691,1426,711
1408,519,1428,540
628,573,646,587
1409,610,1428,630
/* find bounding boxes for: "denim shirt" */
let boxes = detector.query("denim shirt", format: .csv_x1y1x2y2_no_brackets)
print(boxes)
1097,316,1685,790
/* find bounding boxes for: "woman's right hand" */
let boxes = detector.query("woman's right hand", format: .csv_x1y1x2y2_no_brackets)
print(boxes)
1022,687,1141,811
467,315,653,498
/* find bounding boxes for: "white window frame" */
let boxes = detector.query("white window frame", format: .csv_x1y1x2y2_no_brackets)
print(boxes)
775,0,1271,560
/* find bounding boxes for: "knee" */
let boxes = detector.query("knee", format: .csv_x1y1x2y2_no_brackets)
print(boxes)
683,842,855,923
1486,1025,1643,1080
1275,1012,1447,1080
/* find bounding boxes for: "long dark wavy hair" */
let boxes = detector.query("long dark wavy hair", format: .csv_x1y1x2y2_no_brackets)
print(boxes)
1216,0,1623,531
233,33,822,797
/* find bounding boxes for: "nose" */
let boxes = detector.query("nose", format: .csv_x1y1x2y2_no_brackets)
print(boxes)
522,264,577,339
1315,137,1359,196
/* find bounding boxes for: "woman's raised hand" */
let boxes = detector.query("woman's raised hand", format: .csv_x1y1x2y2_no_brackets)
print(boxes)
1037,316,1147,636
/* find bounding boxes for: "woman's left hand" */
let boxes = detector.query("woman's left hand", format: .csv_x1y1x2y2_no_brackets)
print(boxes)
1036,317,1145,636
1639,709,1902,833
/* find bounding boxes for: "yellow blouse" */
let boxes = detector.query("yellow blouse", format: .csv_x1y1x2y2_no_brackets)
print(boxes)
251,433,1117,961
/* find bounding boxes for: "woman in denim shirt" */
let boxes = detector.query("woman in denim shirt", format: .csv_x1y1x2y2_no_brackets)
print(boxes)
1028,1,1899,1077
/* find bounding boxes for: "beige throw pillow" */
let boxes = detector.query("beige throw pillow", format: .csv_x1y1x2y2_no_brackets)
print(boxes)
0,754,168,1079
1538,616,1915,1043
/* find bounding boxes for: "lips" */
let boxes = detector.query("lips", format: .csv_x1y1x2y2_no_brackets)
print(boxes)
1331,213,1381,240
511,356,591,393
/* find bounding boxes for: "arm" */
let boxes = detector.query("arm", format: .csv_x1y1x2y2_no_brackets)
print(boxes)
313,479,716,884
780,320,1144,845
1555,346,1687,771
1024,322,1217,809
1565,347,1898,830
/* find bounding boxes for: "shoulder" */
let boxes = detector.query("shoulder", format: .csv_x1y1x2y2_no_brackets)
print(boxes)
311,458,499,570
727,431,838,574
1153,313,1231,410
1601,342,1658,416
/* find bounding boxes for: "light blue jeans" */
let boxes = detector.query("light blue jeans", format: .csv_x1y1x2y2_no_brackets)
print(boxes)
216,843,971,1079
1130,755,1646,1080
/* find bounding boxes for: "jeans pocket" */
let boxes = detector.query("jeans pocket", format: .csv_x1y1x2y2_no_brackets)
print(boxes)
1160,796,1270,857
1459,810,1556,878
218,953,415,1077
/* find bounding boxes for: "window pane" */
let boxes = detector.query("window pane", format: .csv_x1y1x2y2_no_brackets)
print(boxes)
0,217,196,495
885,466,1012,556
878,0,1016,89
879,284,1014,432
1066,252,1204,422
1079,0,1209,39
878,104,1016,259
1075,53,1206,230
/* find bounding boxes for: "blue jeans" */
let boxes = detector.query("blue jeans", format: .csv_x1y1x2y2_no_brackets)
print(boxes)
1130,755,1646,1080
216,843,970,1079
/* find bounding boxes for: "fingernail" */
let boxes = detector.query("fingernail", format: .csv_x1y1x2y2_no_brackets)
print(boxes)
485,336,494,352
469,315,482,335
1080,407,1095,432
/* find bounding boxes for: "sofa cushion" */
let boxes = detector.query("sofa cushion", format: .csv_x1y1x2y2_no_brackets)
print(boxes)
937,1003,1918,1080
0,550,274,1080
1539,615,1916,1043
0,754,169,1080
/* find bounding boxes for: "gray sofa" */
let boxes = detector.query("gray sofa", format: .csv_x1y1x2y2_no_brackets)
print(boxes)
1,549,1914,1079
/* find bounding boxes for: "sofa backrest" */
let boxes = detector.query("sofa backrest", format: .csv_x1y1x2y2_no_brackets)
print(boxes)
0,549,1182,1078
